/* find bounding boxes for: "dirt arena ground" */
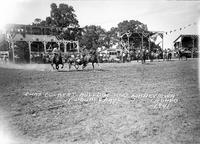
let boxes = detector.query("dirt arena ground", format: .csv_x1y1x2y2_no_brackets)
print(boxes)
0,59,200,144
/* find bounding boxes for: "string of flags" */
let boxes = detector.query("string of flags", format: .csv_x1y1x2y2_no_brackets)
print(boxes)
149,21,197,45
164,22,197,35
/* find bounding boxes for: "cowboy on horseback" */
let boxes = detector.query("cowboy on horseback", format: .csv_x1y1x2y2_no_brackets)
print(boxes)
51,46,64,70
52,46,59,61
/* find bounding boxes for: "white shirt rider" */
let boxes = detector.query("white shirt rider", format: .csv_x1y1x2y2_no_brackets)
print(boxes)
52,47,59,55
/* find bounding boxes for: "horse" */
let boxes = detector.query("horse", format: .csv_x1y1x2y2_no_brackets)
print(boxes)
163,51,168,61
149,51,155,62
50,53,64,70
81,51,101,70
167,52,172,61
177,50,188,61
136,51,141,62
141,49,148,64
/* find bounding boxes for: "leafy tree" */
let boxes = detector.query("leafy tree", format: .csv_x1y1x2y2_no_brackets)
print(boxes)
115,20,159,50
79,25,106,50
0,34,9,51
50,3,79,28
105,27,120,47
32,18,42,26
32,3,80,40
117,20,148,34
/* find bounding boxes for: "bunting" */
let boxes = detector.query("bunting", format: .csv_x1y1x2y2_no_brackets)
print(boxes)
164,21,197,35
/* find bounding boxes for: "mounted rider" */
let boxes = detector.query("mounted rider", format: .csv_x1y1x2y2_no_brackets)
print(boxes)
52,46,62,63
52,46,59,56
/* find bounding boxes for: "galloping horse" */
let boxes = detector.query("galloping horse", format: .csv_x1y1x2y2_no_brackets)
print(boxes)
82,50,101,69
50,53,64,70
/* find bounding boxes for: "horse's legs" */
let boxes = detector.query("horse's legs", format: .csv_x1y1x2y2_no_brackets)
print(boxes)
82,65,85,70
92,62,94,70
56,64,59,70
51,63,55,70
96,62,101,70
82,63,86,70
69,63,71,71
61,63,64,69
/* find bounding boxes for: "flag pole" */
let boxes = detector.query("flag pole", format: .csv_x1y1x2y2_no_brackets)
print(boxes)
162,32,164,60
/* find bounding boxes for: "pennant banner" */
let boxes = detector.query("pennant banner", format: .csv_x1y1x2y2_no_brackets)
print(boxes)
164,21,197,35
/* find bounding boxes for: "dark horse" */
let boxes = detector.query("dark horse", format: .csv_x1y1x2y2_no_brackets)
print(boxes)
141,49,147,64
177,49,188,60
82,51,101,70
167,52,172,61
51,53,64,70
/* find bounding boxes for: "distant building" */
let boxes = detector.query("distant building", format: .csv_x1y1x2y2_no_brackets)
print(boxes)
173,34,199,58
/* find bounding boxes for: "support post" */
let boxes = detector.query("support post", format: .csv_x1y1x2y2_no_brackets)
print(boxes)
66,42,69,52
64,42,67,53
180,36,183,48
148,37,150,52
128,36,130,52
70,42,72,51
162,33,164,60
58,42,60,50
43,41,46,53
141,33,143,50
148,37,151,60
162,33,164,51
77,41,80,53
11,42,15,63
192,36,195,58
28,41,32,63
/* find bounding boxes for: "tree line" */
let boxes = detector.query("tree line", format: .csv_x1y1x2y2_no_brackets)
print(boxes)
28,3,162,52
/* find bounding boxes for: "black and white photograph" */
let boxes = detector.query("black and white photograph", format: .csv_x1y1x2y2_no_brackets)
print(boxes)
0,0,199,143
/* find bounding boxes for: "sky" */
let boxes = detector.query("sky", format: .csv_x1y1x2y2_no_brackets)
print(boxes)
0,0,199,48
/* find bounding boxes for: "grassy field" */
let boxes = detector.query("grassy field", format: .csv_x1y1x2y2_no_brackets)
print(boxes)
0,59,200,144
